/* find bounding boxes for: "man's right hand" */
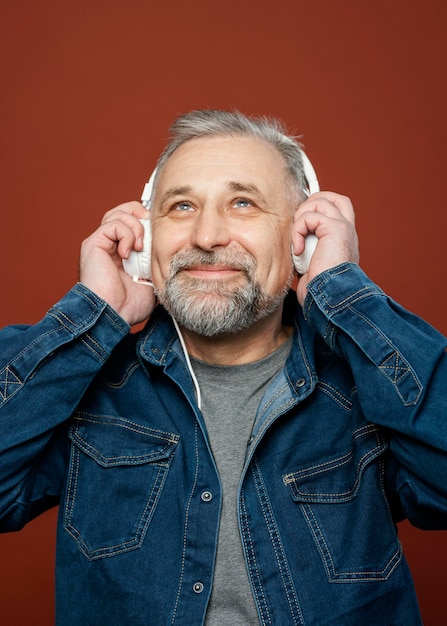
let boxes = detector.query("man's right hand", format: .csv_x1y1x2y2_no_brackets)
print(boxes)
79,201,156,326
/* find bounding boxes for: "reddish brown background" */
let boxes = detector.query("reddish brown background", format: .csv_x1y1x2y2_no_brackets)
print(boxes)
1,1,446,623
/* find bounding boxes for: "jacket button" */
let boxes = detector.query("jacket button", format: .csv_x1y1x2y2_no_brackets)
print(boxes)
193,582,204,594
296,377,305,388
201,491,213,502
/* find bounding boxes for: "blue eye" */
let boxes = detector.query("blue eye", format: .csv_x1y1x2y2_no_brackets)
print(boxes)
234,198,252,208
175,201,193,212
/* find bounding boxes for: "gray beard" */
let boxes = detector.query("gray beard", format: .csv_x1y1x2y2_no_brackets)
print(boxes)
154,248,292,337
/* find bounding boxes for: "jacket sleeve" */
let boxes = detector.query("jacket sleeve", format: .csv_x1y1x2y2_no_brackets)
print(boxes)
0,283,130,531
303,262,447,529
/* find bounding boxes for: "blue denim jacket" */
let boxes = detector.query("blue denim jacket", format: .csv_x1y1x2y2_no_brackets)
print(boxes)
1,263,446,625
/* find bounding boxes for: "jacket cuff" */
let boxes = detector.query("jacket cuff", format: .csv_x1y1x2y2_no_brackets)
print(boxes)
47,283,130,361
302,263,384,350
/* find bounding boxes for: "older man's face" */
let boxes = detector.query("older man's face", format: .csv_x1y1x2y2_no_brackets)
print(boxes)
150,135,296,335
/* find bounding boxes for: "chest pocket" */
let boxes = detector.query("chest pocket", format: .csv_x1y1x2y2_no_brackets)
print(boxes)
65,413,179,560
283,424,402,582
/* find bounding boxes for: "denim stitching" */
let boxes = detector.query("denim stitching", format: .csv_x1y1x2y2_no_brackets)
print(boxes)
171,421,200,624
66,462,167,559
0,365,22,402
239,484,272,625
79,334,107,362
286,442,382,498
300,504,334,579
72,283,106,308
91,466,163,557
72,438,174,465
379,351,421,405
64,438,80,538
320,288,379,315
317,380,352,411
73,412,180,444
47,308,98,333
254,397,297,447
283,425,380,481
350,308,422,406
49,290,128,335
252,458,305,625
0,327,66,406
103,362,141,388
283,426,386,500
323,322,337,346
293,325,314,382
64,430,172,560
256,382,292,422
301,503,402,582
102,310,129,332
310,265,382,315
381,352,411,384
0,300,127,406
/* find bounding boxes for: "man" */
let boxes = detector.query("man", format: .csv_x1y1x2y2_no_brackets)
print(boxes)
0,109,446,625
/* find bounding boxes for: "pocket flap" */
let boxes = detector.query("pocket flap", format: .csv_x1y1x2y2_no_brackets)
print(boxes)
69,412,180,467
283,424,387,503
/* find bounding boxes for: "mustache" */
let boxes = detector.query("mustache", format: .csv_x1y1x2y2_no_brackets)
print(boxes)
169,247,256,276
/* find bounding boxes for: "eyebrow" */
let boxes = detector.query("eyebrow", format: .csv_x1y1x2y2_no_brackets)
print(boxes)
158,181,267,206
227,181,267,203
159,186,193,206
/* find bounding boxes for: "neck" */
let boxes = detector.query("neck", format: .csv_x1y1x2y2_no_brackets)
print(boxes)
178,309,293,366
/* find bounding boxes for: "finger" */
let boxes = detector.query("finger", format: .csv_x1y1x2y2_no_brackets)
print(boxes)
86,219,141,262
101,213,149,256
101,201,150,225
293,195,356,244
295,192,355,224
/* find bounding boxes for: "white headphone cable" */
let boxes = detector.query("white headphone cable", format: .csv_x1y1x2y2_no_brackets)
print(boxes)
129,278,202,409
172,316,202,410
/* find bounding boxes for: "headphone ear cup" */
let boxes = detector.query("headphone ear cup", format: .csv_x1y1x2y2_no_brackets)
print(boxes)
122,219,152,280
292,234,317,275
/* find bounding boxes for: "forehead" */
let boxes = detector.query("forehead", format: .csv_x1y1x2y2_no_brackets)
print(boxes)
157,135,288,189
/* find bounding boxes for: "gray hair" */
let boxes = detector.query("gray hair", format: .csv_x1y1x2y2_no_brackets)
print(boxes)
153,109,308,202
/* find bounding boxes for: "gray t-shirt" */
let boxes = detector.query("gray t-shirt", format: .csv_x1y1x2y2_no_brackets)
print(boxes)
191,336,293,625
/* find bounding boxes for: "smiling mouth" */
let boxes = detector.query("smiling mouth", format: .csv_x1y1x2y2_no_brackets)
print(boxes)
183,265,242,279
170,247,255,283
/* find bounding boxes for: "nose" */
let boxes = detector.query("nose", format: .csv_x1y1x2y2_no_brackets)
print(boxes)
189,207,232,251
